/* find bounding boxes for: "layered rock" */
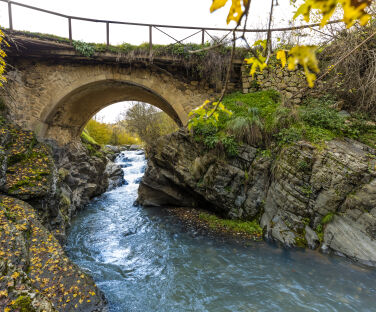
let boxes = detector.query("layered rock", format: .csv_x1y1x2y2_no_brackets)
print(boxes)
0,120,123,311
138,130,376,266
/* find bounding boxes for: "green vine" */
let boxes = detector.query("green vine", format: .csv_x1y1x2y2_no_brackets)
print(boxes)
72,40,95,57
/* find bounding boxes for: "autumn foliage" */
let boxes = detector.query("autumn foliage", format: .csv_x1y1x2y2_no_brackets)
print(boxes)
210,0,374,87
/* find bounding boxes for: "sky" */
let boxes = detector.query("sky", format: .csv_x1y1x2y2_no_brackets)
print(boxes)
0,0,306,123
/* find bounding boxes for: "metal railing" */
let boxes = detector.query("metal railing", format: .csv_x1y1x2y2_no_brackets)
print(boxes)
1,0,340,53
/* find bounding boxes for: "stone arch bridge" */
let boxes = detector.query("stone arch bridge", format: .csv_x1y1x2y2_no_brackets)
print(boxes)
3,35,242,145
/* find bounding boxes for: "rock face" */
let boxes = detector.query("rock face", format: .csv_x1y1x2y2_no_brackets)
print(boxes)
138,130,376,266
0,196,107,312
0,120,120,311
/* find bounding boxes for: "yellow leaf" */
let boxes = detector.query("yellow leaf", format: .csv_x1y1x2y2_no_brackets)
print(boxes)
276,50,287,68
210,0,248,24
294,0,372,29
210,0,228,12
245,55,267,77
0,290,8,297
11,272,20,279
287,45,320,88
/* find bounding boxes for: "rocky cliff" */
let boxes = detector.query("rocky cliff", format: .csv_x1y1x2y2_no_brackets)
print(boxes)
0,119,124,311
138,130,376,267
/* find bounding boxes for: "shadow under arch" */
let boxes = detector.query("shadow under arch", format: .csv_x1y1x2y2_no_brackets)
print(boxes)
40,79,184,141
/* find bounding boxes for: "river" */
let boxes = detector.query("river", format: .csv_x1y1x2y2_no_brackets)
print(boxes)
66,150,376,312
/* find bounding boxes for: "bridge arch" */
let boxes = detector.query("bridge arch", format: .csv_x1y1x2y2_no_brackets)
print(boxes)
41,79,185,142
5,60,214,145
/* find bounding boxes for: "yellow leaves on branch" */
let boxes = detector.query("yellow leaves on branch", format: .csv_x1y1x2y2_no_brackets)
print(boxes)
210,0,249,24
294,0,372,28
244,40,268,77
210,0,373,89
188,100,232,129
0,27,8,87
276,50,287,68
277,46,320,88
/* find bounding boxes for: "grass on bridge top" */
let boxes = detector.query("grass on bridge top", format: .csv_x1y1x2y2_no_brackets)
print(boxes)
7,29,248,84
8,29,248,59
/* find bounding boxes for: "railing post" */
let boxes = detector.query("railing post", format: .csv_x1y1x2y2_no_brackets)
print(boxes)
8,1,13,31
106,22,110,46
201,29,205,45
149,26,152,57
68,17,72,43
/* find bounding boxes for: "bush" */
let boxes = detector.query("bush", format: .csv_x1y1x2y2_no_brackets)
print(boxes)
189,90,284,154
300,98,346,133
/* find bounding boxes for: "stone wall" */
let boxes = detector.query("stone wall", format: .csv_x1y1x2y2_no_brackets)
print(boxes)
241,64,307,104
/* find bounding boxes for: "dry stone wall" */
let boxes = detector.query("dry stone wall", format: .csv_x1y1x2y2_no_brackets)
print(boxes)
241,64,308,104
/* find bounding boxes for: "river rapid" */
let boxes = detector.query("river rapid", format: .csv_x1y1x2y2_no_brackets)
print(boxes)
66,150,376,312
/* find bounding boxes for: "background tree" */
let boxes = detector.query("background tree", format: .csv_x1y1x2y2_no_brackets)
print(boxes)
85,119,112,145
123,102,178,147
82,102,177,147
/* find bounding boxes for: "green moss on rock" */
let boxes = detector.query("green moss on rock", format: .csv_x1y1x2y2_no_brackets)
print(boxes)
198,212,263,238
12,295,36,312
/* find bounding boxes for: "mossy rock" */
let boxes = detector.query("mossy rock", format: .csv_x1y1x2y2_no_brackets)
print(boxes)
12,295,36,312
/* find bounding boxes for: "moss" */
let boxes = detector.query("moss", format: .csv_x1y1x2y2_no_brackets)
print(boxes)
321,212,334,225
294,235,308,248
297,160,310,172
81,129,99,146
301,185,313,197
198,212,263,237
12,295,36,312
315,224,324,243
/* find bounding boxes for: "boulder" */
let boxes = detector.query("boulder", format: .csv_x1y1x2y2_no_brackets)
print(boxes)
105,160,124,190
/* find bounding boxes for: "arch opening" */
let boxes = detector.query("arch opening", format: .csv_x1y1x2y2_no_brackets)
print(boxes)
82,101,178,146
41,79,185,144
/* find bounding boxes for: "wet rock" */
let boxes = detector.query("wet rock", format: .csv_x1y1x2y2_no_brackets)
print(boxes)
105,160,124,190
305,225,320,249
122,228,137,236
324,211,376,266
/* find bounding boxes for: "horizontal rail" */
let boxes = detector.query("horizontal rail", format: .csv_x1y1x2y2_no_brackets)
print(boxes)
0,0,342,33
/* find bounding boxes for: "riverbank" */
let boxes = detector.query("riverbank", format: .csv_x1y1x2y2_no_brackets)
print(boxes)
165,207,263,241
0,116,125,311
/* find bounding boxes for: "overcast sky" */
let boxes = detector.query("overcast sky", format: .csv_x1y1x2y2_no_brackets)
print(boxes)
0,0,305,123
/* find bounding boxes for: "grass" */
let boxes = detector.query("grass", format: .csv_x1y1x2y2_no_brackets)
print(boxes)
8,29,248,85
190,90,376,155
81,128,99,146
9,29,248,57
198,212,263,237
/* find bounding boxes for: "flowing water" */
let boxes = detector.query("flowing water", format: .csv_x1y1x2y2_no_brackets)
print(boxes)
66,150,376,312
